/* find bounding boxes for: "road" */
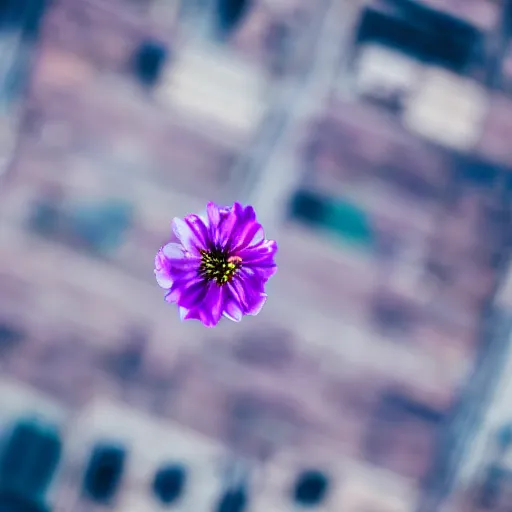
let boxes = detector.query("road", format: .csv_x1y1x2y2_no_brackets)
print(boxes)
242,0,360,236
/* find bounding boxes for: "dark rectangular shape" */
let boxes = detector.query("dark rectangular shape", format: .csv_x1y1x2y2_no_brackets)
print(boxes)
289,190,328,225
82,444,126,504
0,420,62,499
132,40,169,87
355,6,480,72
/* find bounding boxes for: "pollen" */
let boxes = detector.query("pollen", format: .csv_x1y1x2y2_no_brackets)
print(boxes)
199,249,242,285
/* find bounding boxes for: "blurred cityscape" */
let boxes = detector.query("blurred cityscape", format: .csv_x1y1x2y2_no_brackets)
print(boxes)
0,0,511,510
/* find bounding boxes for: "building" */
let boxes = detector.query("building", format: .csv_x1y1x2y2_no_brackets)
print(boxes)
0,0,509,510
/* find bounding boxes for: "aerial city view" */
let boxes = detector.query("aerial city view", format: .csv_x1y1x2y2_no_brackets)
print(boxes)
0,0,511,510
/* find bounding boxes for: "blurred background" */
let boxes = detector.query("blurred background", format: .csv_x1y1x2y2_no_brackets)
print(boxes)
0,0,511,510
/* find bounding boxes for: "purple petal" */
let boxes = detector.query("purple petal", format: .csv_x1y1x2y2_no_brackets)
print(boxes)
154,247,173,289
159,242,201,282
237,271,268,315
227,272,267,316
230,221,264,252
207,202,238,249
166,256,201,282
233,204,262,245
252,265,277,281
238,240,278,281
216,209,238,250
158,202,276,325
223,300,243,322
202,282,224,327
239,264,276,283
238,239,277,262
182,307,203,322
206,202,222,246
245,292,267,316
165,287,180,303
179,306,215,326
233,202,256,224
209,203,255,252
226,279,247,311
227,275,267,316
206,202,221,227
155,272,172,289
162,242,185,259
172,215,210,255
173,278,208,309
178,284,225,327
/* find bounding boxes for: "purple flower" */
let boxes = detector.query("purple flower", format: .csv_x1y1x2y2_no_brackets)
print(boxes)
155,202,278,327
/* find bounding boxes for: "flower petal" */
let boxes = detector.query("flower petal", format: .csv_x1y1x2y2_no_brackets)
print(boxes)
207,202,221,227
227,272,267,316
216,209,238,250
238,240,278,281
226,279,246,311
233,202,256,224
165,287,181,303
246,292,267,316
154,247,173,289
223,299,243,322
231,221,265,252
159,242,201,282
215,203,257,252
157,202,276,325
207,202,237,249
155,272,172,289
182,307,203,321
202,282,224,327
238,239,278,262
166,256,201,282
253,265,277,281
239,265,276,282
172,215,209,255
238,270,268,315
162,242,185,259
173,278,209,309
178,284,225,327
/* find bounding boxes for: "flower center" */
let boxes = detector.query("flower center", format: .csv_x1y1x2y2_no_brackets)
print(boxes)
199,249,242,285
